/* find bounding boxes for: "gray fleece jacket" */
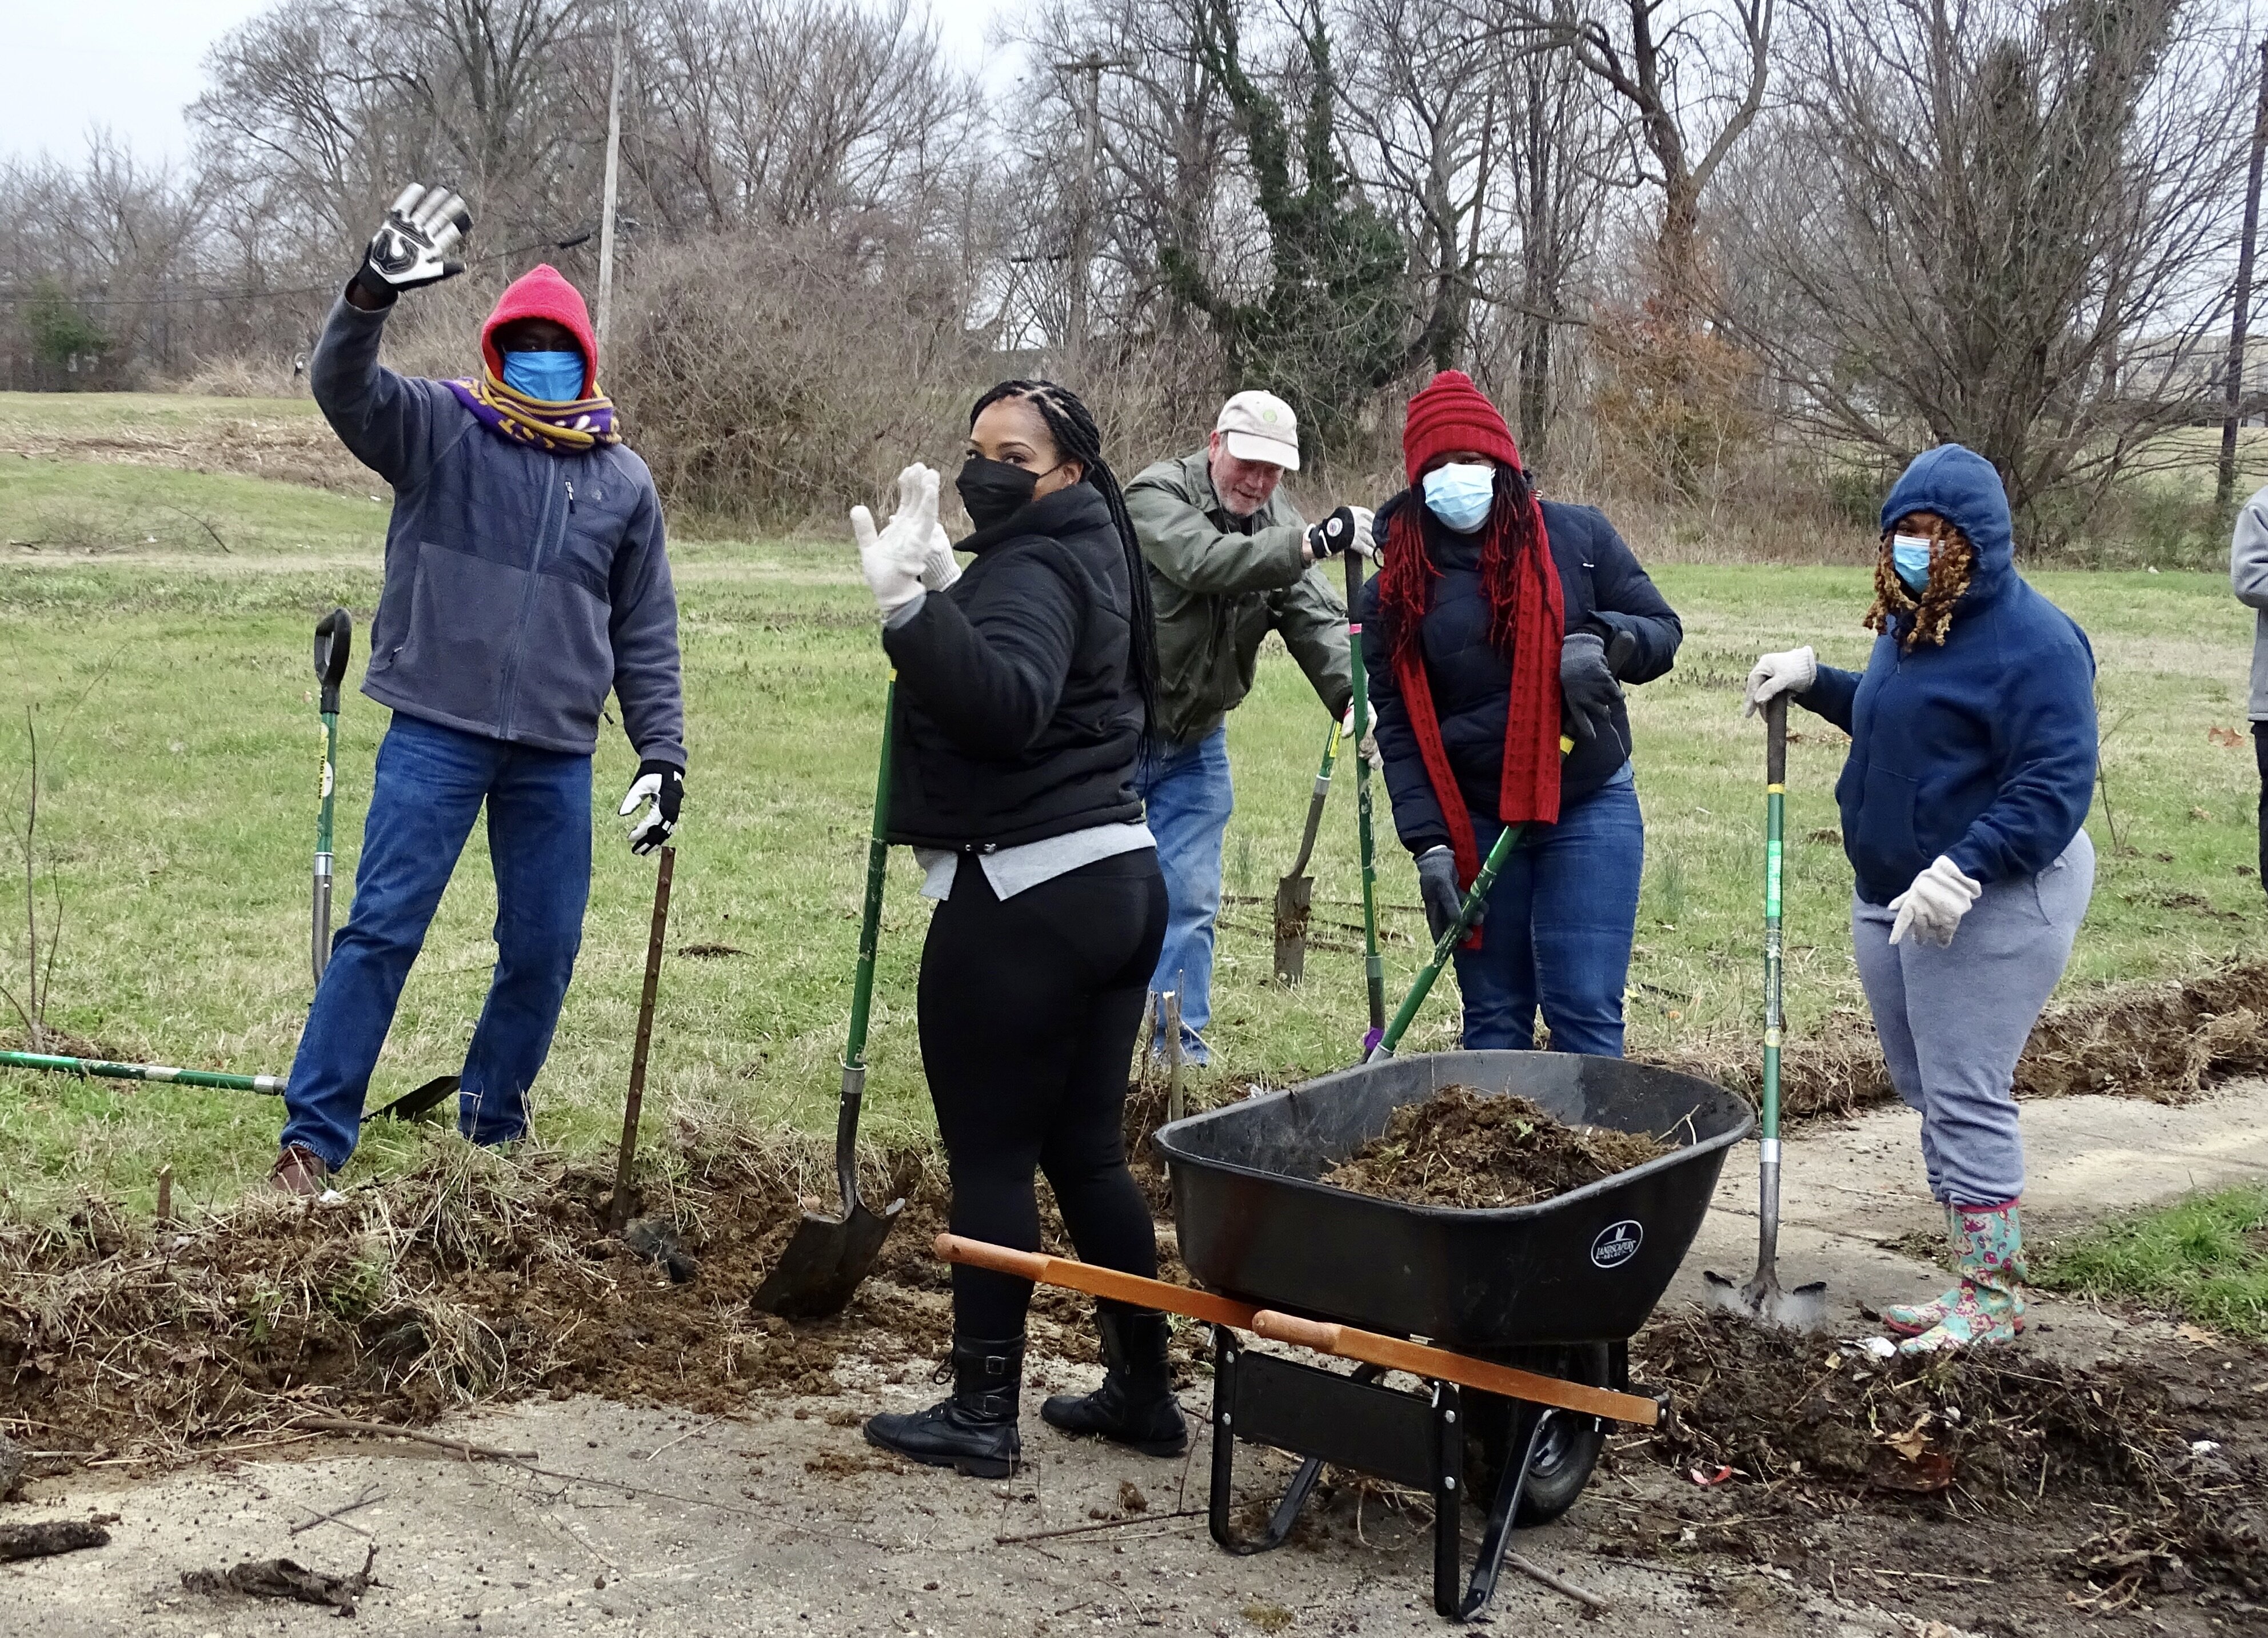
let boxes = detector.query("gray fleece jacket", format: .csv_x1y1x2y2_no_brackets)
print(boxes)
2233,484,2268,721
309,296,686,766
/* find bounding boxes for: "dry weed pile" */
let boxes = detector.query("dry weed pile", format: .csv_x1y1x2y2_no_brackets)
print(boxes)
1319,1087,1674,1208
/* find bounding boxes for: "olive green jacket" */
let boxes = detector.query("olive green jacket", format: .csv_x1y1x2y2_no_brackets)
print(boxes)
1125,449,1352,746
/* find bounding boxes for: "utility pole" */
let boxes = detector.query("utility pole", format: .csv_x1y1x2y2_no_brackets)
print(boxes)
1055,55,1129,382
594,0,628,363
2219,40,2268,509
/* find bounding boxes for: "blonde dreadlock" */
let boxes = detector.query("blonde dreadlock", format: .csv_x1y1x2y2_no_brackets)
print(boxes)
1864,519,1975,651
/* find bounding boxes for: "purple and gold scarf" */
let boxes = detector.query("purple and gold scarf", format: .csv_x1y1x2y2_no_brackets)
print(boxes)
446,372,621,453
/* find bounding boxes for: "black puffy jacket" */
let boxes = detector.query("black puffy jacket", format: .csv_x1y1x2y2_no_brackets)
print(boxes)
1357,493,1681,856
883,483,1146,849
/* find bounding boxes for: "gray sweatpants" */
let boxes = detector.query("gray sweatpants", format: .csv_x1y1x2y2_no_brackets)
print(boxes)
1851,831,2094,1206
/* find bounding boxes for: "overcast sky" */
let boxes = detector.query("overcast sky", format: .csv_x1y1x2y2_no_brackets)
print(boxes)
1,0,1016,168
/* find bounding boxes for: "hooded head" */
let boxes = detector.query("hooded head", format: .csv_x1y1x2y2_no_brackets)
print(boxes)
480,264,598,399
1878,444,2013,585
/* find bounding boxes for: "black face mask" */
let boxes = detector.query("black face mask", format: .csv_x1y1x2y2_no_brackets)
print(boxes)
957,455,1043,532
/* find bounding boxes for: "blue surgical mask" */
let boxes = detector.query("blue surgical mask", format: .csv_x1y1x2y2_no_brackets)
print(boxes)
1891,533,1933,593
501,349,585,402
1422,463,1496,533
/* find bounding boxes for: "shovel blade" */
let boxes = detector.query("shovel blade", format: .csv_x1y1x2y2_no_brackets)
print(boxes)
361,1074,460,1125
1702,1266,1829,1332
750,1195,903,1319
1273,874,1313,985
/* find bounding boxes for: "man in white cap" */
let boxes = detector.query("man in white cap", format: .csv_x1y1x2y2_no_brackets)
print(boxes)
1124,390,1372,1063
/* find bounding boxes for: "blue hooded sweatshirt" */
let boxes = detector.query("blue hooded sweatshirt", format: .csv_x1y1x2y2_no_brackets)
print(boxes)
1797,445,2097,906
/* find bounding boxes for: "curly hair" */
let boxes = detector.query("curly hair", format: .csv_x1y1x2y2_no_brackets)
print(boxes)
1866,517,1975,651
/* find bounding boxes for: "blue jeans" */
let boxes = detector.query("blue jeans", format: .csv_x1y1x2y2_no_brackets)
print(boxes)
1451,775,1644,1055
280,713,593,1169
1136,726,1233,1062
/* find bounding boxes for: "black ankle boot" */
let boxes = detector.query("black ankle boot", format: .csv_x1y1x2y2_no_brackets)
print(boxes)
864,1334,1024,1478
1040,1308,1187,1457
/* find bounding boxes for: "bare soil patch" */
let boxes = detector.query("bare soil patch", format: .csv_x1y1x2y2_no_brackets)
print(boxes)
1616,1309,2268,1623
1318,1086,1674,1209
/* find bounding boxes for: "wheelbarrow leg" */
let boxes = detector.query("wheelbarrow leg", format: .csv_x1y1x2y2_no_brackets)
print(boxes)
1458,1406,1557,1620
1431,1382,1465,1621
1207,1328,1377,1556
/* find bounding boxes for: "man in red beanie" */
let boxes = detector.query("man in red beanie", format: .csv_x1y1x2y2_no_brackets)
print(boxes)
271,183,685,1194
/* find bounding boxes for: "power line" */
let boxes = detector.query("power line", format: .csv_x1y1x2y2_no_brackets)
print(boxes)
0,228,594,309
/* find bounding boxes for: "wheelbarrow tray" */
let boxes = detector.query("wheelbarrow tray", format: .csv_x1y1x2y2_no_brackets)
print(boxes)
1153,1050,1752,1351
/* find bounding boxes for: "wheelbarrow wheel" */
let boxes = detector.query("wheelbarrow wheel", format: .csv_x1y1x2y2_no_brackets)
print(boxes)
1459,1342,1609,1527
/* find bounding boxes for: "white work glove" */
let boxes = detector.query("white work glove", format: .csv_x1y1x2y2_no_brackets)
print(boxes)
1743,645,1816,718
1340,700,1381,768
1305,505,1377,561
617,760,684,855
849,464,940,619
919,520,962,593
354,183,471,303
1888,855,1982,948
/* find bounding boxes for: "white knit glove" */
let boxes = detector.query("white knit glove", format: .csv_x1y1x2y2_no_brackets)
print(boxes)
919,521,962,593
1743,646,1816,718
850,464,939,619
1888,855,1983,947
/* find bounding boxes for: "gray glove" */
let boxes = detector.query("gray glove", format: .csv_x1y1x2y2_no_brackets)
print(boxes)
1560,631,1624,742
355,183,472,304
1415,846,1481,944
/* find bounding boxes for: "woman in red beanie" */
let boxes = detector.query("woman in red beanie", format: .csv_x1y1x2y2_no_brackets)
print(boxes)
1359,372,1680,1055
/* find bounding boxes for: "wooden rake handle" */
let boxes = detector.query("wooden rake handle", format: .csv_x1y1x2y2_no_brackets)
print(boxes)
932,1235,1659,1426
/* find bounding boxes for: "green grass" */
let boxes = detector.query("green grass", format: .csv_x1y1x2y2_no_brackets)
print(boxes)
2035,1185,2268,1341
3,397,2267,1219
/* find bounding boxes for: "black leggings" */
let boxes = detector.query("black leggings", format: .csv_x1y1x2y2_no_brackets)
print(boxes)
919,850,1169,1340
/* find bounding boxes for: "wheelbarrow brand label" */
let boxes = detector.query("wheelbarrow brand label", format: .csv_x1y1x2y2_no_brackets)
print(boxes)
1590,1219,1644,1269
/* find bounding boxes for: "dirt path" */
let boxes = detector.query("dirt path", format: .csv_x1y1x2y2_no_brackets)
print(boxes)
5,1082,2265,1635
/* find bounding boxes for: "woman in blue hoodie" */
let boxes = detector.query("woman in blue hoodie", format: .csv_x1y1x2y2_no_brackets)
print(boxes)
1744,445,2095,1356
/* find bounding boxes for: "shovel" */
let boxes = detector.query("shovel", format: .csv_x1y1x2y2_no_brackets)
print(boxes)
312,608,352,983
1345,550,1385,1055
1272,720,1343,985
751,680,906,1318
610,846,676,1230
1704,694,1828,1330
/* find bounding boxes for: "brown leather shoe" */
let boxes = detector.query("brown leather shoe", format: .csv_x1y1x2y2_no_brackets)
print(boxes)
270,1143,330,1197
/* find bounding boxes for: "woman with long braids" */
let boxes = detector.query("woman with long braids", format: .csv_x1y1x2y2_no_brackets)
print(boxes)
1360,371,1681,1055
849,380,1180,1477
1746,444,2097,1354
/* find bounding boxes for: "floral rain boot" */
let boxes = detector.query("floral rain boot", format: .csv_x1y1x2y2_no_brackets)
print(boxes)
1899,1200,2025,1357
1880,1204,1960,1338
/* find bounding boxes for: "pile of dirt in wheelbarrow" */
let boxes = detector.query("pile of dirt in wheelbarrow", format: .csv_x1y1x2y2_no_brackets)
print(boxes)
1318,1086,1674,1209
0,1138,1168,1473
1622,1309,2268,1605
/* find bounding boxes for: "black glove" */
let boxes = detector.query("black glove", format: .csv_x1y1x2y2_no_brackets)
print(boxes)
1415,846,1482,944
1559,631,1624,743
1304,505,1376,561
354,182,472,304
617,760,684,854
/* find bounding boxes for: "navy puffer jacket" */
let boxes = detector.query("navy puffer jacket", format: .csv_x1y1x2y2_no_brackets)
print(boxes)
1799,444,2096,904
1357,494,1682,856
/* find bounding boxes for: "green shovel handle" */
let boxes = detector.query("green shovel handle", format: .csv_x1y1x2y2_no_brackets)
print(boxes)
1761,694,1787,1145
844,677,896,1070
1368,819,1525,1061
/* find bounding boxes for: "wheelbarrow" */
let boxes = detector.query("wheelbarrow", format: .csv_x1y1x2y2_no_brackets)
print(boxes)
1149,1050,1750,1619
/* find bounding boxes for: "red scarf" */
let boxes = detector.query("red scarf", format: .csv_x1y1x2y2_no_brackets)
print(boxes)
1377,483,1564,934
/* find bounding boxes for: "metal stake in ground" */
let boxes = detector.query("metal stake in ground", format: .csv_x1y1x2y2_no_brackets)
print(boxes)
1273,720,1341,985
310,608,352,983
750,679,906,1316
1704,694,1827,1329
609,846,676,1232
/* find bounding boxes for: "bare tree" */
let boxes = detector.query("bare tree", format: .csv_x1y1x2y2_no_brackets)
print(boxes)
1722,0,2249,524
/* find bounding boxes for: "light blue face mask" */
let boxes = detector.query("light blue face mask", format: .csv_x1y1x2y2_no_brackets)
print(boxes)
1422,463,1496,533
1891,533,1933,593
502,349,585,403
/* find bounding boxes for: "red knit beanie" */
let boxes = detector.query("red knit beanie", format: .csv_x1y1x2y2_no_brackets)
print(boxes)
480,264,600,397
1402,369,1519,483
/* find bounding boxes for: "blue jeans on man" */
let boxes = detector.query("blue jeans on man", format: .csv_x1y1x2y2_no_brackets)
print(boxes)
1136,725,1233,1063
1451,771,1644,1055
279,712,593,1169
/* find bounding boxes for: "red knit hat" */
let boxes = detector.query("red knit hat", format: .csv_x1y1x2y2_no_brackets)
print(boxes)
480,264,599,397
1402,369,1519,483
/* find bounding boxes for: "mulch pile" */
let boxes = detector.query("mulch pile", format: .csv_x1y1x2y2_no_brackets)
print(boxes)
1626,1310,2268,1609
1319,1086,1674,1209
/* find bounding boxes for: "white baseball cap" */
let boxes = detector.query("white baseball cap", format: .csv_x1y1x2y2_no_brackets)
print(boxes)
1214,389,1300,471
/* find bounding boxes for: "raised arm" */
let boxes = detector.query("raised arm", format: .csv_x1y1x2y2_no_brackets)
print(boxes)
884,545,1091,758
1127,473,1309,595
